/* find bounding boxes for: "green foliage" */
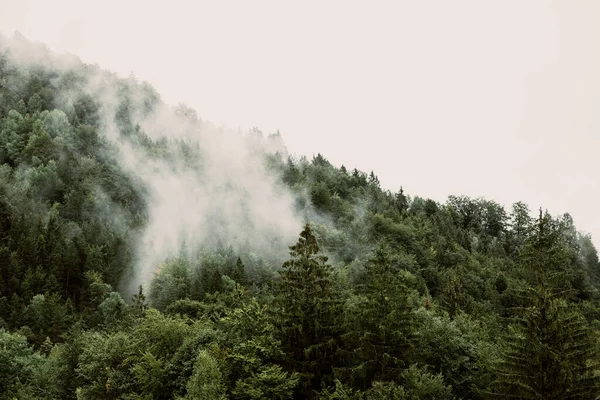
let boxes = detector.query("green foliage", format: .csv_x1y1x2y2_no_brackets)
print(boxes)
0,329,43,400
399,364,453,400
485,212,600,399
274,224,342,397
342,244,419,388
165,298,205,319
134,309,193,360
232,364,298,400
184,347,227,400
24,292,72,345
130,285,148,318
414,309,490,399
98,292,129,328
486,299,600,399
74,311,198,399
41,330,85,400
217,298,299,398
76,330,137,399
150,256,191,310
2,36,600,400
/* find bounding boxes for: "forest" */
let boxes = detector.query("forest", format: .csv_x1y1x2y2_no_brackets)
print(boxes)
1,34,600,399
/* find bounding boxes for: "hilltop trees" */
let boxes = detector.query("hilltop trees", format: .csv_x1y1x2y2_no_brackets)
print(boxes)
342,245,419,389
486,211,600,399
273,224,341,398
2,35,600,399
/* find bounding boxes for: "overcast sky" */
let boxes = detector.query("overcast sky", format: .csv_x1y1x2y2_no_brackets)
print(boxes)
1,0,599,243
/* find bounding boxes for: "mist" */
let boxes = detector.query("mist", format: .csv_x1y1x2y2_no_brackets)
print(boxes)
4,1,599,248
1,33,304,296
88,74,306,295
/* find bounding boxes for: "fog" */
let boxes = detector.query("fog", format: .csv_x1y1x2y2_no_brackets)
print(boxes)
1,34,304,295
2,1,598,246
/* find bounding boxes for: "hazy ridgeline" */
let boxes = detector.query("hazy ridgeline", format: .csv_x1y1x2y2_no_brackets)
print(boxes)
0,33,308,297
2,33,600,400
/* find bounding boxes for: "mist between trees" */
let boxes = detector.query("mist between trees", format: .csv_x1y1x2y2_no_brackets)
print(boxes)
1,33,600,399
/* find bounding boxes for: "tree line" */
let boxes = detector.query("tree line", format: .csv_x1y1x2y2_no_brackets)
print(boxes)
1,37,600,399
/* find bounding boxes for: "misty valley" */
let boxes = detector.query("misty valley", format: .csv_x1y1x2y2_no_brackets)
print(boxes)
2,34,600,400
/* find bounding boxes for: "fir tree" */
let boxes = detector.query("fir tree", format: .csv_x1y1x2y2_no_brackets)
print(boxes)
343,244,417,389
273,224,341,398
231,257,247,286
395,187,408,215
130,285,148,318
485,210,600,399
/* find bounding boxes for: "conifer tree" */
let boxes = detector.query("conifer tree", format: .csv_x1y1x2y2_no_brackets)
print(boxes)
395,187,408,215
485,210,600,399
273,224,341,398
231,257,247,286
507,201,533,255
343,244,417,389
130,285,148,318
368,171,379,187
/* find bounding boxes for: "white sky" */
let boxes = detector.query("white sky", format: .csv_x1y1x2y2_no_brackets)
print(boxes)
1,0,600,243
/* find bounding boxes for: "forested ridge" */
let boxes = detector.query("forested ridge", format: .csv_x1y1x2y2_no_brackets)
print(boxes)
2,35,600,399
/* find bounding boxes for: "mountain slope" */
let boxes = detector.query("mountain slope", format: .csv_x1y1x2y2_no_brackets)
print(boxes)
1,34,599,400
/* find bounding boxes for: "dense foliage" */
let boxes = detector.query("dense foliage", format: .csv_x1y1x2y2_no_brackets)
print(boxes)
2,36,600,399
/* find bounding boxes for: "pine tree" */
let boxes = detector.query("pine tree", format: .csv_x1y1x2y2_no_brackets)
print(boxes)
343,244,417,389
231,257,247,286
507,201,533,255
184,347,227,400
273,224,341,398
485,210,600,399
283,157,303,186
130,285,148,318
368,171,380,187
395,187,408,216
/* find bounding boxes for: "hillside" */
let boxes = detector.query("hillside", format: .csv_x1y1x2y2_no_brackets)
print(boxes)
1,34,600,399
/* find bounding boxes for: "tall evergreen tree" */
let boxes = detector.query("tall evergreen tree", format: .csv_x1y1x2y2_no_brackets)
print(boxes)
273,224,341,398
343,244,417,389
231,257,248,286
507,201,533,255
368,171,379,188
485,210,600,399
130,285,148,318
395,187,408,216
